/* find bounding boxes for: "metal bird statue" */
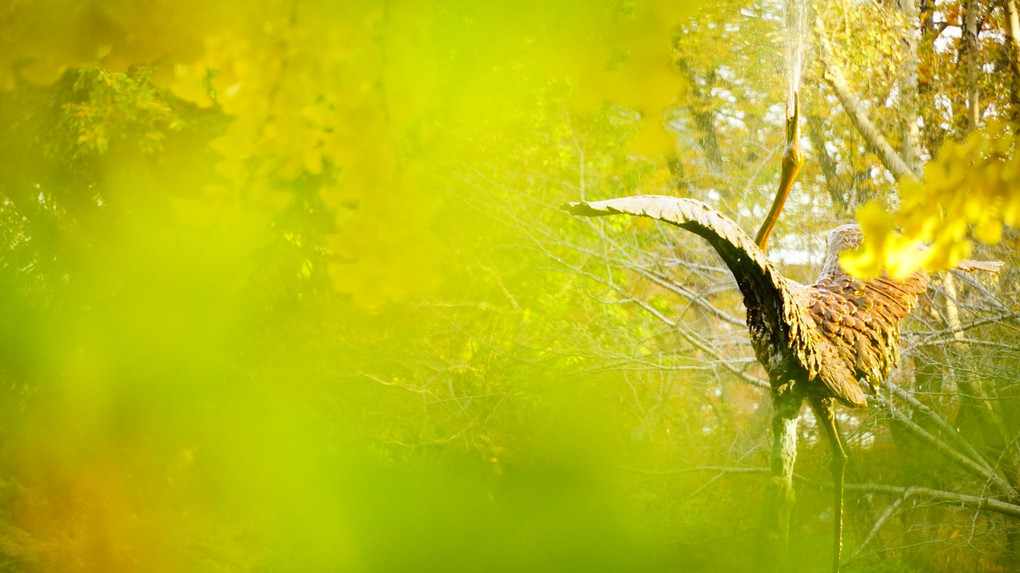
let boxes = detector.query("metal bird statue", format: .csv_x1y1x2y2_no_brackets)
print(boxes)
563,194,1003,572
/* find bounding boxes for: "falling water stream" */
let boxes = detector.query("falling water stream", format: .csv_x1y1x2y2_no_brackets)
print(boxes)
785,0,810,117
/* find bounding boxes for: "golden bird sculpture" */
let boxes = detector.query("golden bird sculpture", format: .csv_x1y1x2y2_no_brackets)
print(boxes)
564,194,1002,572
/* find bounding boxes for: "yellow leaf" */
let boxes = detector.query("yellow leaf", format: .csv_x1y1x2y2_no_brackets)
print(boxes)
885,238,925,280
973,216,1003,244
839,248,880,280
855,200,894,238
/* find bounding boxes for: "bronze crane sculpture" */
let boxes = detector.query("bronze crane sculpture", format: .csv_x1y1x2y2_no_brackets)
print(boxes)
562,195,1002,571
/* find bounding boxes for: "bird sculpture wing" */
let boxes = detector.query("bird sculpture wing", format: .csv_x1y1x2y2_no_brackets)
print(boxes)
564,195,844,401
956,259,1005,273
805,271,929,405
807,257,1003,401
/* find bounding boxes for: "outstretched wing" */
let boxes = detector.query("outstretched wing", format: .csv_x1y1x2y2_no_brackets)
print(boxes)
956,259,1005,273
805,271,928,405
563,196,777,289
807,255,1003,400
564,195,834,399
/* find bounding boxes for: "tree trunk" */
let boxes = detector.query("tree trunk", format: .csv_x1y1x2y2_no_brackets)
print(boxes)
895,0,923,174
1004,0,1020,123
760,388,802,573
941,275,1004,443
962,0,981,131
818,42,920,181
918,0,947,155
675,58,725,177
807,114,853,216
942,272,1020,567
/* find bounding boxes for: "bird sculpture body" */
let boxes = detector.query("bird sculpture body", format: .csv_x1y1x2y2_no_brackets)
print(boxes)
564,194,1002,572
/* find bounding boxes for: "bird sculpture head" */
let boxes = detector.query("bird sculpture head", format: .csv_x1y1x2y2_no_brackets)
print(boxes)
825,224,864,255
820,224,864,278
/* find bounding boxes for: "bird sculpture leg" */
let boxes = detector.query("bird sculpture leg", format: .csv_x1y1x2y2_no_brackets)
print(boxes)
761,386,803,573
809,396,848,573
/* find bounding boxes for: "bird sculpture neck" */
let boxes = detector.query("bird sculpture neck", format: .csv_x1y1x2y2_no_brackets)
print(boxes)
754,95,804,252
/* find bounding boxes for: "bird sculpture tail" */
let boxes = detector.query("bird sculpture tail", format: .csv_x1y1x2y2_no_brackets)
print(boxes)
956,259,1005,273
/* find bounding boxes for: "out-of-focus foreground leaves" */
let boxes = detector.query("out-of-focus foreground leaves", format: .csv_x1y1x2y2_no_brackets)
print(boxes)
0,1,733,571
842,121,1020,278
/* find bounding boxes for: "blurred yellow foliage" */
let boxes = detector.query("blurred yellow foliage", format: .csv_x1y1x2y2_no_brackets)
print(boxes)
0,2,736,570
842,121,1018,278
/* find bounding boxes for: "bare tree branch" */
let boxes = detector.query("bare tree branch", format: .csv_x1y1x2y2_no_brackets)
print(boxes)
851,494,907,560
884,379,997,474
838,482,1020,520
619,465,1020,519
562,257,769,391
816,21,922,181
874,393,1015,495
633,267,747,327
